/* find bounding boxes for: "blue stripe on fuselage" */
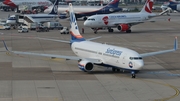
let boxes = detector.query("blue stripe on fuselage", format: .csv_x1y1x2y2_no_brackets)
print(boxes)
75,7,122,18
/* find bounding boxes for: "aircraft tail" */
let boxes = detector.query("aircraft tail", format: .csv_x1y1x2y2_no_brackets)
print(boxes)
106,0,120,8
169,0,178,5
140,0,154,14
69,3,85,42
48,0,58,14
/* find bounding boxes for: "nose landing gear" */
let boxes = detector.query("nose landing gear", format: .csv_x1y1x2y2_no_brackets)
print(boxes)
131,71,136,78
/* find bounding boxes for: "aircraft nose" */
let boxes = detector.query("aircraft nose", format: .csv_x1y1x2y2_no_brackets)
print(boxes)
84,21,89,27
44,9,49,13
136,61,144,70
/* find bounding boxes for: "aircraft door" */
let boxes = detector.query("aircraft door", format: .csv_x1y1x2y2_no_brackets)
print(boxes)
122,53,126,65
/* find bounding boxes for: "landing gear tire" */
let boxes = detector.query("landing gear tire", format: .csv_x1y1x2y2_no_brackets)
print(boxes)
132,74,136,78
108,29,114,32
83,17,87,20
94,30,97,34
112,68,116,72
126,30,131,33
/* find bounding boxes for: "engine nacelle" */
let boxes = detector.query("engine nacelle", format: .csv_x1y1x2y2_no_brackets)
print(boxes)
177,4,180,11
109,8,114,12
117,24,129,31
78,60,94,72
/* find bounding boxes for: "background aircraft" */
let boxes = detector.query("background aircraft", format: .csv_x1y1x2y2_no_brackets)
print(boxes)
84,0,160,33
6,0,66,24
161,0,180,14
44,0,121,20
3,3,178,78
3,0,52,12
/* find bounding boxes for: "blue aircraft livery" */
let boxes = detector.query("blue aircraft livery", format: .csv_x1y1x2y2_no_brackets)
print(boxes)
105,48,122,56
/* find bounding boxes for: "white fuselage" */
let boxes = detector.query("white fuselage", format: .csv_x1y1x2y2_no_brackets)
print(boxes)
84,12,156,28
44,5,103,14
12,0,52,7
71,41,144,70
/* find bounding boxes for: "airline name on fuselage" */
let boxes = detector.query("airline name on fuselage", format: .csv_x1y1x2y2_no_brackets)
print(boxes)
108,15,127,19
105,48,122,56
21,2,50,5
21,2,36,5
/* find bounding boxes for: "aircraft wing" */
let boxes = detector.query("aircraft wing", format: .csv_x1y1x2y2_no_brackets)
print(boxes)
33,37,70,43
2,41,102,64
140,37,178,58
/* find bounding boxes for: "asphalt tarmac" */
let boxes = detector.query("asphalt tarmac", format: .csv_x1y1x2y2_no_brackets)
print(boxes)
0,11,180,101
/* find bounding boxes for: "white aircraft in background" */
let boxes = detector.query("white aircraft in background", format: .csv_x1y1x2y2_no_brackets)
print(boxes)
3,3,178,78
3,0,52,12
84,0,162,33
44,0,121,20
6,0,66,24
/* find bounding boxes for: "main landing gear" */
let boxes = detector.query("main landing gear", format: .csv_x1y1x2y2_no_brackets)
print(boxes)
126,29,131,33
112,68,137,78
112,68,120,72
108,28,114,32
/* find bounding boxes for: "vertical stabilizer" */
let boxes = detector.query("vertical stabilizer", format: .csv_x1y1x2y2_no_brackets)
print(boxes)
106,0,120,8
69,3,85,42
169,0,178,5
49,0,58,14
140,0,154,13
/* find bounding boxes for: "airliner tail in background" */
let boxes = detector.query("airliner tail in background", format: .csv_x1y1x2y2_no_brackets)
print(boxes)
44,0,121,20
48,0,58,15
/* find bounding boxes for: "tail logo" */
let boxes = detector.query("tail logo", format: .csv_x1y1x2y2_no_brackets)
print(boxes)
145,0,153,13
70,12,78,29
102,16,109,25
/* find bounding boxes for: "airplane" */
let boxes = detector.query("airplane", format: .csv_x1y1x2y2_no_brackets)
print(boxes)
2,3,178,78
3,0,52,12
84,0,162,33
6,0,67,24
44,0,122,20
161,0,180,14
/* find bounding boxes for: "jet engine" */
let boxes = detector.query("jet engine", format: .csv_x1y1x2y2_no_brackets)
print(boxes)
78,60,94,72
117,24,129,31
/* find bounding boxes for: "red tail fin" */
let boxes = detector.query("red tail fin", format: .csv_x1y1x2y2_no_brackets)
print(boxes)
140,0,154,13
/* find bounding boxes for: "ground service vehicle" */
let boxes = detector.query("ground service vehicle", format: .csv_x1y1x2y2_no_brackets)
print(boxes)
44,21,63,30
60,27,69,34
36,26,49,32
0,23,10,30
18,28,29,33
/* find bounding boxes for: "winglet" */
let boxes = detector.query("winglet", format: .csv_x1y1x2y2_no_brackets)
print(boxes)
2,40,9,51
174,37,178,50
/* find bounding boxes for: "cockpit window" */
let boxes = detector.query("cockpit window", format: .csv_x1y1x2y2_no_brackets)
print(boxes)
129,57,142,60
87,18,95,21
